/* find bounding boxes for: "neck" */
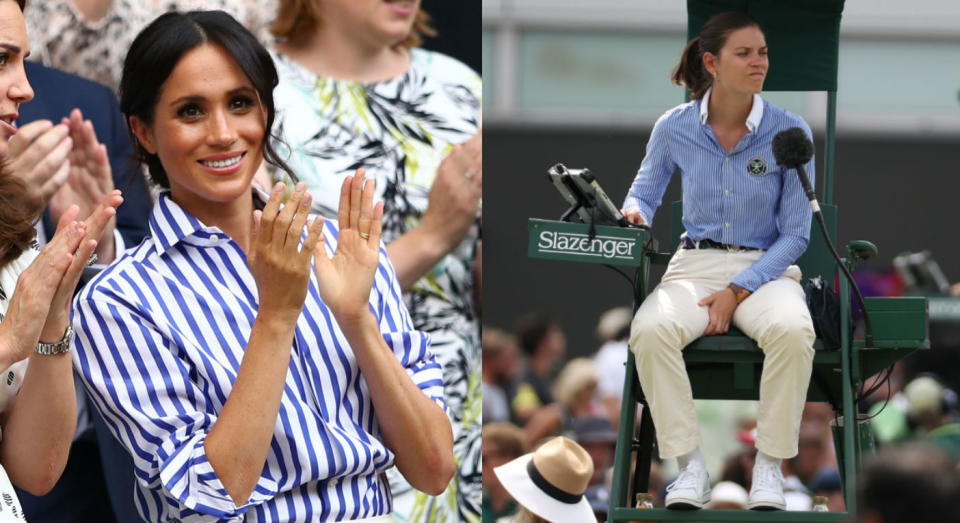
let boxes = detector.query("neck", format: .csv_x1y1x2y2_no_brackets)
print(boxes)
707,85,754,128
171,190,255,254
277,29,410,83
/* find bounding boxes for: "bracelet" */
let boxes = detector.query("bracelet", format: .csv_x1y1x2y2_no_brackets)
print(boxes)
36,325,73,355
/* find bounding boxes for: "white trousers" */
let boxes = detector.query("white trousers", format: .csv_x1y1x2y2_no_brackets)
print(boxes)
629,247,815,459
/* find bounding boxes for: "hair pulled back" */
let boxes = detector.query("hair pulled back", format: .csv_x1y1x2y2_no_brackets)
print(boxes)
119,10,293,188
671,11,763,100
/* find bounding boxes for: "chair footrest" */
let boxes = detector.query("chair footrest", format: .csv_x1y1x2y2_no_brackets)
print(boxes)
609,507,849,522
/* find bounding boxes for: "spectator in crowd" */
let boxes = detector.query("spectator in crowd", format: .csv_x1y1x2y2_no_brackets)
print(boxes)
512,314,567,423
808,467,844,512
13,59,152,523
903,375,960,456
494,436,597,523
705,481,748,510
573,416,618,519
0,3,123,517
72,11,453,522
857,443,960,523
268,1,482,519
483,327,520,425
482,423,526,523
592,306,632,426
25,0,278,92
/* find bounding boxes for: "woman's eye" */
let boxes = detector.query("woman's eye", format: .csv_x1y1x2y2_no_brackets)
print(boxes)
176,103,203,120
0,54,8,67
229,96,254,111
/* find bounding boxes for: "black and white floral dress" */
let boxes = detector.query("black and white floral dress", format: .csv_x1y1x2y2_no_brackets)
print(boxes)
271,48,482,523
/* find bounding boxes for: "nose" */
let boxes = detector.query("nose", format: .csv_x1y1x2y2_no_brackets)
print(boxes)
9,65,34,104
206,109,237,147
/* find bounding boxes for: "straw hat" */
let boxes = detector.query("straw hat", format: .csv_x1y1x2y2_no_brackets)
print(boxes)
494,436,596,522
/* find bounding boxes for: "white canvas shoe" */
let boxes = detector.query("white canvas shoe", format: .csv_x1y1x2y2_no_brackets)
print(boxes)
748,460,787,510
665,462,711,510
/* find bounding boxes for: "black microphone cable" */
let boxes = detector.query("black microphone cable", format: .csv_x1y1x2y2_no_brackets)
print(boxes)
772,127,874,349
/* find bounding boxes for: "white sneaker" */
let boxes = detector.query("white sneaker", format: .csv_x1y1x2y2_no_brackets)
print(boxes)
748,460,786,510
665,463,711,510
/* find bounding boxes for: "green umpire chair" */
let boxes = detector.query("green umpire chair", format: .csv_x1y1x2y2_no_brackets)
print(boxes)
603,1,930,522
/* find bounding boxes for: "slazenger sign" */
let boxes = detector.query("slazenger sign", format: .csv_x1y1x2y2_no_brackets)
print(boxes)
538,231,636,260
527,219,646,267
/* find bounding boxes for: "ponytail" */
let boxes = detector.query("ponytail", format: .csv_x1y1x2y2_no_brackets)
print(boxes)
671,36,710,100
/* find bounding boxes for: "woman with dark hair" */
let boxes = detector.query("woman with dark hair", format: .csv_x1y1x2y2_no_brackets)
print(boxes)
268,1,482,521
72,10,453,523
0,0,122,517
621,11,816,511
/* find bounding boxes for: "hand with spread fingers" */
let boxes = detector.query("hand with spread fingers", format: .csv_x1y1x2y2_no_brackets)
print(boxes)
248,181,324,323
0,190,122,368
49,108,118,264
314,168,384,324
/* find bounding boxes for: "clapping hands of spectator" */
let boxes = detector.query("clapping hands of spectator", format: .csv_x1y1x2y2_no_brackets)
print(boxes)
50,108,118,263
420,130,481,254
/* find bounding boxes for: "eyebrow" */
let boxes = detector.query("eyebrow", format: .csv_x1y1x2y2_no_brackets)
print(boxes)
734,46,768,51
169,86,258,106
0,42,28,58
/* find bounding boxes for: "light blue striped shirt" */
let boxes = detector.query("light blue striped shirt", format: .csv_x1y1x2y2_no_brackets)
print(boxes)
72,191,446,523
624,89,814,291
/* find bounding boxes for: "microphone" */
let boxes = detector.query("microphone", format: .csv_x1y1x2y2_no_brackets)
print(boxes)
772,127,818,213
773,127,876,348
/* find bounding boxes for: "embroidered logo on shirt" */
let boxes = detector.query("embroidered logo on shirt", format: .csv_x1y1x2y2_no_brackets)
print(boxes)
747,157,768,176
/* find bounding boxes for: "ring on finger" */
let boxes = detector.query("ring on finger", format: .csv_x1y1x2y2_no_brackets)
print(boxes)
359,232,370,240
464,171,473,180
85,253,98,267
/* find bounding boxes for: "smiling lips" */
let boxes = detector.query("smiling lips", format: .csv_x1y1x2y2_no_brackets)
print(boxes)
0,115,17,137
198,151,245,174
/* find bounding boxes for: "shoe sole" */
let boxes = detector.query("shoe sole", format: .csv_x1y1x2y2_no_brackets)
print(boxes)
666,494,711,510
748,502,786,511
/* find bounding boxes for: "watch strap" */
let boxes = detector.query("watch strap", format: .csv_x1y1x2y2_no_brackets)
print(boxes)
35,325,73,355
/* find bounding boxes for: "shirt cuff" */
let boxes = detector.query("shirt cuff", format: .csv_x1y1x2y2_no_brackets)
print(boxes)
158,433,279,519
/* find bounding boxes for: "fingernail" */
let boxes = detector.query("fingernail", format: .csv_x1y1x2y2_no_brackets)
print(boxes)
273,182,284,193
294,182,306,193
301,193,312,205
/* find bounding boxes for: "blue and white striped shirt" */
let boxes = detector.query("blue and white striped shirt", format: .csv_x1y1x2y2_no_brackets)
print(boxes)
72,192,446,523
624,89,815,291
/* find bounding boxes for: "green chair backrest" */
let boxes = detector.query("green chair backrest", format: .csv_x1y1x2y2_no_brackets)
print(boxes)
670,200,838,283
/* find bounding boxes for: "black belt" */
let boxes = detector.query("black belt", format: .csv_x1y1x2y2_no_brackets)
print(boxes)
681,237,762,252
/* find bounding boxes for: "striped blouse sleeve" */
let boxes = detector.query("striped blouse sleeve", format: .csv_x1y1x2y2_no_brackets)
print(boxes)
370,244,446,412
731,122,815,291
72,289,278,521
623,111,678,226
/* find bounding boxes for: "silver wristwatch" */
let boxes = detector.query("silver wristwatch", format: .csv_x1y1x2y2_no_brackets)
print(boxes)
35,325,73,355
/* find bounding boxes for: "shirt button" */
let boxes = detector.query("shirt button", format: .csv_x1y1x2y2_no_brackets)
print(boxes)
210,234,218,241
725,222,731,227
724,189,730,195
725,156,730,162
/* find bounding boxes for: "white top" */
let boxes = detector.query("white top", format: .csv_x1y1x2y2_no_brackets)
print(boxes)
0,246,40,523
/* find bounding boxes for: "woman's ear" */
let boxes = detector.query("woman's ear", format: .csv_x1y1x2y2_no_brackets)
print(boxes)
702,52,718,77
129,115,157,155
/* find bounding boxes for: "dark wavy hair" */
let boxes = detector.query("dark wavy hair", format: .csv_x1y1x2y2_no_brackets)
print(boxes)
119,10,293,188
0,171,39,267
672,11,763,100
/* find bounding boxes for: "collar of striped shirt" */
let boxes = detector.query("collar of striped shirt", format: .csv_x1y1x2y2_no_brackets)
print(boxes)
73,191,446,522
698,87,765,133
